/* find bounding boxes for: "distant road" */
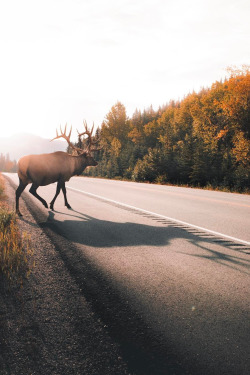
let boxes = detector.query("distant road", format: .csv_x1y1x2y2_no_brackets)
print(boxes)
4,174,250,374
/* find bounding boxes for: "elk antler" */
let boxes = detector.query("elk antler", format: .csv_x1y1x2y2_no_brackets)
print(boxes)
51,124,82,154
77,120,101,152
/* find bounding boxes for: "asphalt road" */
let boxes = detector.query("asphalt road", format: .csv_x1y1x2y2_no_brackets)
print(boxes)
4,174,250,374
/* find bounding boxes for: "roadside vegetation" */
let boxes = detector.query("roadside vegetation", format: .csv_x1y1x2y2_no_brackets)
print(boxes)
0,174,32,287
83,65,250,193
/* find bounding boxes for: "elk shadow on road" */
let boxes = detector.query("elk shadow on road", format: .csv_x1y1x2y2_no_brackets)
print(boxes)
6,176,250,375
38,208,250,275
36,210,191,375
21,207,250,375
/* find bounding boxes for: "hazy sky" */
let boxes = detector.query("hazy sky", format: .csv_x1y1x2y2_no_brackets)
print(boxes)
0,0,249,141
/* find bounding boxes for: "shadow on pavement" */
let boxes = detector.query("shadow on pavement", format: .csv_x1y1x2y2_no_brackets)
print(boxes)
38,208,250,274
20,206,250,375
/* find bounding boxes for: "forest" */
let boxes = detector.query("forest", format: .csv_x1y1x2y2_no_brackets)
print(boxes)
0,154,17,173
1,66,249,192
83,66,250,192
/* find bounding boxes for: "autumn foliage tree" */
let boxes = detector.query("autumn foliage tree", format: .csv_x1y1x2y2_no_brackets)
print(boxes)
84,66,250,192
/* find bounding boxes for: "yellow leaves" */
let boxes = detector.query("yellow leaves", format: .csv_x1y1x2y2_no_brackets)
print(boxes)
222,66,250,118
232,132,250,167
144,120,156,136
0,209,31,285
111,137,122,157
128,128,142,144
0,175,32,286
216,128,228,140
159,134,173,151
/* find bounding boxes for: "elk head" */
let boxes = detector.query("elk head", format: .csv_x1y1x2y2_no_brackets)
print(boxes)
51,121,100,166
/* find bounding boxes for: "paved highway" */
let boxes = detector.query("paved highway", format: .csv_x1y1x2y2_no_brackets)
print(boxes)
5,174,250,374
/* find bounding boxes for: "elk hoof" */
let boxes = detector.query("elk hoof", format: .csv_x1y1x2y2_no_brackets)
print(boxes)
43,201,48,208
66,204,72,209
16,210,23,217
50,203,54,211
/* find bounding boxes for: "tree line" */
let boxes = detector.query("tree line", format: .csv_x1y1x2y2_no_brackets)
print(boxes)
0,154,17,173
83,66,250,192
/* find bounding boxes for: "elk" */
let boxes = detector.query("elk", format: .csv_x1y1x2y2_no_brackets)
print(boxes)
16,122,99,216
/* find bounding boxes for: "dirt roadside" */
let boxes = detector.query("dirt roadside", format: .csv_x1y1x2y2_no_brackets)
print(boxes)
0,177,131,375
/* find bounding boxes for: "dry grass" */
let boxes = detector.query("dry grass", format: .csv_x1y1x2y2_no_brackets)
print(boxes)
0,174,32,287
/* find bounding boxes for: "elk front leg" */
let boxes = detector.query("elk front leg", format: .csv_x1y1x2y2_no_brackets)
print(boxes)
16,178,27,216
29,183,48,209
61,182,71,209
50,181,62,210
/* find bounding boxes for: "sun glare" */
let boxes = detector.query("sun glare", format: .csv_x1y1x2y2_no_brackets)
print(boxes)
0,0,249,139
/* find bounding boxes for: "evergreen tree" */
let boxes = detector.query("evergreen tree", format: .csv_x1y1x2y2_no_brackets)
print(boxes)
83,66,250,191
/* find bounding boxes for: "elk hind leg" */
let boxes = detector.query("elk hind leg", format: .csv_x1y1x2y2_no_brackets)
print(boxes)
50,181,62,210
16,178,28,216
29,183,48,209
62,182,71,209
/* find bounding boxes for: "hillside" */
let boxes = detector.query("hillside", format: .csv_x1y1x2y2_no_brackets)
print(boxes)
85,66,250,192
0,133,67,161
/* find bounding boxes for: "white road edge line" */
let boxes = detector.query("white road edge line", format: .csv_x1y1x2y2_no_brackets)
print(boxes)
66,186,250,246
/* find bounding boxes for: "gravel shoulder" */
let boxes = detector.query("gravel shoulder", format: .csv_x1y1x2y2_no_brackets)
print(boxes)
0,176,131,375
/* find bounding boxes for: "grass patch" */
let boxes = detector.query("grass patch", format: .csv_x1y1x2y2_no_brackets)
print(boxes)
0,174,32,287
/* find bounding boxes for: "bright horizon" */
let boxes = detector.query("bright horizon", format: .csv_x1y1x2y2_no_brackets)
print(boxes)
0,0,249,142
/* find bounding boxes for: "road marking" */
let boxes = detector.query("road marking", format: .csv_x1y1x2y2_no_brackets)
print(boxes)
106,183,250,208
66,186,250,246
73,177,250,208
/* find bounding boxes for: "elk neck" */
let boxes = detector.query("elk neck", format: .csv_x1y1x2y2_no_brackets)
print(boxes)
73,153,88,175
